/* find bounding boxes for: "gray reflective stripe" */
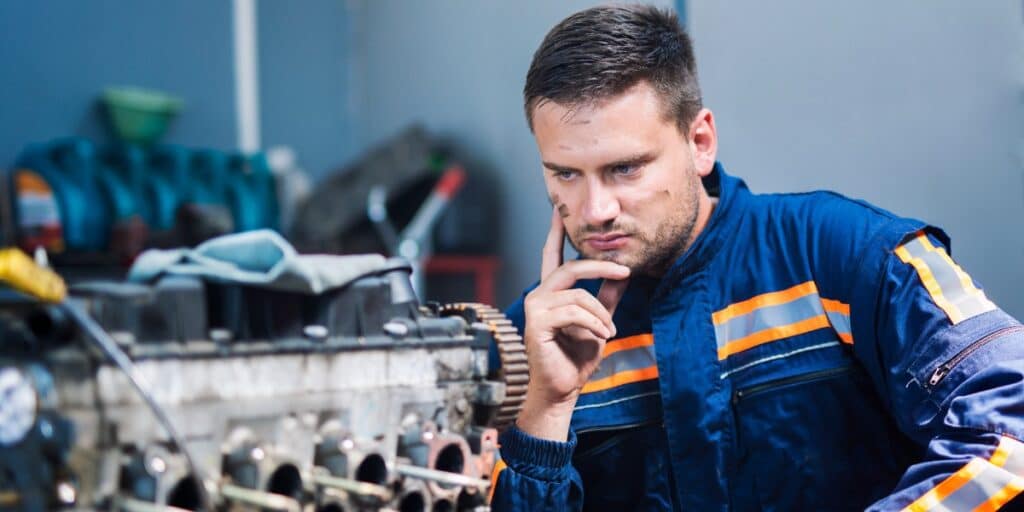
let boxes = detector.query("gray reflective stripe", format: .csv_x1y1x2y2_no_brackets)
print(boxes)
718,341,840,380
824,310,851,337
1003,438,1024,475
932,461,1021,512
574,390,661,411
589,344,657,382
901,236,995,322
714,292,824,350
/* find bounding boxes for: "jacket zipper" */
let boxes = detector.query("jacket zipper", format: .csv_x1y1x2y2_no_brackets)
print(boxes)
927,325,1024,388
731,366,853,404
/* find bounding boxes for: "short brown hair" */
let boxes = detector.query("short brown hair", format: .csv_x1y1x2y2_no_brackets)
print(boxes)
524,5,702,132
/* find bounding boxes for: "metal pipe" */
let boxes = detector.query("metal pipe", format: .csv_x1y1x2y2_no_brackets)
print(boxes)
216,482,301,512
305,469,392,502
394,463,490,490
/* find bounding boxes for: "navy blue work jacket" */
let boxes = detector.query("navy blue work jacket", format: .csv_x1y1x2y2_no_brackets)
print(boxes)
491,163,1024,511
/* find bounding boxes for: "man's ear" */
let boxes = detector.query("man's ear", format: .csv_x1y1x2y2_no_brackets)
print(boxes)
688,108,717,177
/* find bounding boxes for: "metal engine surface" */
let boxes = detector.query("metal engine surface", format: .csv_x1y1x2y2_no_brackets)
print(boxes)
0,259,523,511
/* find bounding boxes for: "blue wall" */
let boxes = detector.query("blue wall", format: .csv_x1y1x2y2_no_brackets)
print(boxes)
258,0,356,178
0,0,356,180
0,0,237,167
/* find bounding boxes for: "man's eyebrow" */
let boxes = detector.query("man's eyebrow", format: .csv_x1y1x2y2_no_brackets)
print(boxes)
599,152,657,172
542,161,581,173
543,152,657,174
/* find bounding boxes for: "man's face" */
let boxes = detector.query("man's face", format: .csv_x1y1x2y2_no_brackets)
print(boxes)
532,82,711,276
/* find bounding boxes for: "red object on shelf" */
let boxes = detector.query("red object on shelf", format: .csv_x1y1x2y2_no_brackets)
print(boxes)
424,255,501,305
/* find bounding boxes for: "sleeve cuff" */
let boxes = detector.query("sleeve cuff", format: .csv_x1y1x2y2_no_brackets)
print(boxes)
498,424,577,481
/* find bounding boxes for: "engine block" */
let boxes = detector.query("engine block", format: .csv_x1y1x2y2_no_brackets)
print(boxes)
0,259,525,512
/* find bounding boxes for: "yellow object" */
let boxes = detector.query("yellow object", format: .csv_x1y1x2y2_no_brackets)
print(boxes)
0,248,66,302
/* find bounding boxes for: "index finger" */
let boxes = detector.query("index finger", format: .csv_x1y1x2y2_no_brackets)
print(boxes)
541,206,565,281
597,278,630,318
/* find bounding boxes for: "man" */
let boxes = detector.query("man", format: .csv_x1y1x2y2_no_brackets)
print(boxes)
489,5,1024,511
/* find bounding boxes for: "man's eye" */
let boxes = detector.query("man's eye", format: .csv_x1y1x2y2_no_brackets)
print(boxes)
555,170,577,180
611,164,639,176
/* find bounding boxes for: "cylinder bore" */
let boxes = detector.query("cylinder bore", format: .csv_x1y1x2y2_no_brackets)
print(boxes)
266,463,304,501
398,490,427,512
167,476,201,511
432,444,464,475
354,454,388,485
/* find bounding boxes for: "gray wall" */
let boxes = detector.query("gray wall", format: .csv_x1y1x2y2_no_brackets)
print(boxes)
0,0,237,164
690,1,1024,316
352,1,1024,317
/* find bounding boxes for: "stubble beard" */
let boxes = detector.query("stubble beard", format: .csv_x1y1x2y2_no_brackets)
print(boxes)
568,173,702,277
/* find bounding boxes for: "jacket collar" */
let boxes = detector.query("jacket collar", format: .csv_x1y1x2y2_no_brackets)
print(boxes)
655,161,748,297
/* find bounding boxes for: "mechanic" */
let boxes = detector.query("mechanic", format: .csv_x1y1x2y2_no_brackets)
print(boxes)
489,5,1024,511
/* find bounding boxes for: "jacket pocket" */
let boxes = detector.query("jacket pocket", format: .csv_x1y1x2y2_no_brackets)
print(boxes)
731,365,919,512
573,422,675,512
922,325,1024,390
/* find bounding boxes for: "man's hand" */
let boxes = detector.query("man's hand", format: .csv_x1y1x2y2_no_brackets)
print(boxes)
516,208,630,441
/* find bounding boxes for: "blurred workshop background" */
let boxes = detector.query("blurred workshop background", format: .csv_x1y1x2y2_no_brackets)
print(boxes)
1,0,1022,316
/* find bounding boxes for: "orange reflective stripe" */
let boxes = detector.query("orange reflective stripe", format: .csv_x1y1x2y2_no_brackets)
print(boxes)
990,437,1016,468
717,314,831,360
712,281,819,325
902,437,1024,512
896,243,961,323
581,365,659,394
973,477,1024,512
821,297,853,345
820,298,850,315
603,333,654,358
488,458,507,504
918,235,983,298
903,459,986,512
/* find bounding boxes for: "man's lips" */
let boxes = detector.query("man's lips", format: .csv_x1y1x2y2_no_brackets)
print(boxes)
583,233,630,250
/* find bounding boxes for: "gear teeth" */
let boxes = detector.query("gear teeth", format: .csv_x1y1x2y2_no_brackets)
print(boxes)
440,302,529,431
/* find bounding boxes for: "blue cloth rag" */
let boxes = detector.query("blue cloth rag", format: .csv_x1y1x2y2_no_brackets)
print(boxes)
128,229,388,294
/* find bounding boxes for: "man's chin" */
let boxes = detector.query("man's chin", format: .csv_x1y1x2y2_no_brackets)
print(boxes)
581,250,633,267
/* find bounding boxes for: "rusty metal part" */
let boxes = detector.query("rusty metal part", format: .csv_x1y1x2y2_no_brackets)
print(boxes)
440,303,527,430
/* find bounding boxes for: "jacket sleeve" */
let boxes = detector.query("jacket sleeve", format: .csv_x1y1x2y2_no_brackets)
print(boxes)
843,228,1024,511
489,292,584,511
489,425,584,511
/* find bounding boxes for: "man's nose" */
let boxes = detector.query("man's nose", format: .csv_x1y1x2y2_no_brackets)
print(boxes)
582,180,621,226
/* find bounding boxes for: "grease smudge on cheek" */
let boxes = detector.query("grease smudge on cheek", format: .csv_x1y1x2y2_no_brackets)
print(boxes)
549,193,570,219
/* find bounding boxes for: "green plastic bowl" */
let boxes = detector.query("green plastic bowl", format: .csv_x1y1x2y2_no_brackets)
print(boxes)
103,87,183,145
